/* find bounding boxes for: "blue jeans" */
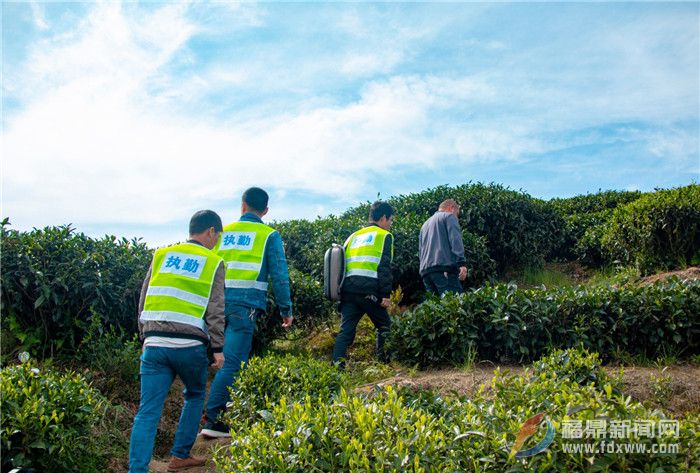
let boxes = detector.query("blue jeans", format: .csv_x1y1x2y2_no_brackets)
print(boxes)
128,345,208,473
205,305,258,423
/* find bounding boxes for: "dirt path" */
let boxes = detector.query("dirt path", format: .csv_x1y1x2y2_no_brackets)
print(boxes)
358,363,700,416
148,437,229,473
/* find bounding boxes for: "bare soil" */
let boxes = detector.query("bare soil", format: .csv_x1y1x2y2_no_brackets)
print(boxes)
358,363,700,417
637,266,700,285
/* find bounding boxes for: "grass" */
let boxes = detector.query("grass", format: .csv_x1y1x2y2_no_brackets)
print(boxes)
502,263,579,289
586,265,641,287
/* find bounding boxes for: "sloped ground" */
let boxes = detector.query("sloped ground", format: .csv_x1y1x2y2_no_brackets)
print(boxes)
361,364,700,417
138,363,699,472
638,266,700,285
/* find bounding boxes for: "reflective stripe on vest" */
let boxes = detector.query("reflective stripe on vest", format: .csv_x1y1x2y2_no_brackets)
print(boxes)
344,226,393,279
141,242,223,330
214,221,275,291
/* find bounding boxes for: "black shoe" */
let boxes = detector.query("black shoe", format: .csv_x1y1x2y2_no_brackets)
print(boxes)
199,420,230,439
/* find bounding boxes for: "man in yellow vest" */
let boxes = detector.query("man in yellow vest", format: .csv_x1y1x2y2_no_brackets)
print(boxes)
200,187,293,438
332,201,395,368
129,210,225,472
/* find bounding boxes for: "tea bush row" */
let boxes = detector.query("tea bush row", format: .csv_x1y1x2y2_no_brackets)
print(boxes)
388,278,700,366
214,348,698,472
0,363,123,472
598,184,700,272
0,222,151,359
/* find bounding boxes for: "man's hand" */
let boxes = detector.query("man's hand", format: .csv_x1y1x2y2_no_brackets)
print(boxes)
380,297,391,308
281,316,294,328
458,266,468,281
212,352,224,369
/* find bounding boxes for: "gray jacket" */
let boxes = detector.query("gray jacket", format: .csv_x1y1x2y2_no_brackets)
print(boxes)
418,211,467,277
137,241,226,352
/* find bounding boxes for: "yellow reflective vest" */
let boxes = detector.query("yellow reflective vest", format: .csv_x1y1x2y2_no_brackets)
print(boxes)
141,242,223,330
213,221,276,292
344,225,393,279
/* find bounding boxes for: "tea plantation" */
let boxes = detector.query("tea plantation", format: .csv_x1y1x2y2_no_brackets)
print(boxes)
1,183,699,472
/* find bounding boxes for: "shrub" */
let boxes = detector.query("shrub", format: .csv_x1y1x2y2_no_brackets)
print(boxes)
388,278,700,366
532,347,618,391
0,363,114,472
548,190,644,216
222,353,344,426
214,349,698,472
0,222,150,359
73,312,141,403
600,184,700,273
388,293,479,367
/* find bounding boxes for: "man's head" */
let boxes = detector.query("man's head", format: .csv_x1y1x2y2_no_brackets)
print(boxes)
241,187,269,217
189,210,223,249
438,199,460,217
369,201,395,231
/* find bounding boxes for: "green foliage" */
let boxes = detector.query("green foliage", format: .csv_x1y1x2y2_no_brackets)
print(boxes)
0,363,115,472
548,190,643,261
74,312,141,403
222,353,344,426
388,293,479,366
548,190,644,216
600,184,700,273
0,222,151,359
649,368,673,407
532,347,618,391
389,278,700,366
214,349,698,472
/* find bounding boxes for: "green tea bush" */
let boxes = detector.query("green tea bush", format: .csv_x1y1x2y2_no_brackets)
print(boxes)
0,363,114,472
0,222,151,359
222,353,344,426
532,347,616,390
214,349,698,472
600,184,700,272
548,190,644,216
547,191,643,261
389,278,700,366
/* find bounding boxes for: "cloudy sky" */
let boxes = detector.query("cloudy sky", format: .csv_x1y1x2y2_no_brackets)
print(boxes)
2,1,698,246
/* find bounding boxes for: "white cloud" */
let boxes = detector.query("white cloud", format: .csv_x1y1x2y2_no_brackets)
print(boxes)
29,1,49,30
2,2,698,245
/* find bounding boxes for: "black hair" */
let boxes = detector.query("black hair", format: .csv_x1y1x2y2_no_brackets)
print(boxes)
242,187,269,213
189,210,223,235
369,201,394,222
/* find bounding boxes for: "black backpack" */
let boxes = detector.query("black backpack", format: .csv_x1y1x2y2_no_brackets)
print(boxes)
323,244,345,301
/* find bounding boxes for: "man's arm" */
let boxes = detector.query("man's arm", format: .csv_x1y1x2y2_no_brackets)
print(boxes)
377,234,393,302
205,263,226,353
266,231,293,323
446,214,466,265
445,214,468,280
137,265,152,341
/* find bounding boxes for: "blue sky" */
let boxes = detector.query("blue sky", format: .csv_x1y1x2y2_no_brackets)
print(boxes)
2,1,698,246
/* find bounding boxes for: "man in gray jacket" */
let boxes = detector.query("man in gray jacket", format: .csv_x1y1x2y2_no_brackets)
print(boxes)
418,199,468,295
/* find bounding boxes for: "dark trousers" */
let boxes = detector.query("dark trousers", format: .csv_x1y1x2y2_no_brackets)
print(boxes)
422,271,463,295
332,293,391,365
